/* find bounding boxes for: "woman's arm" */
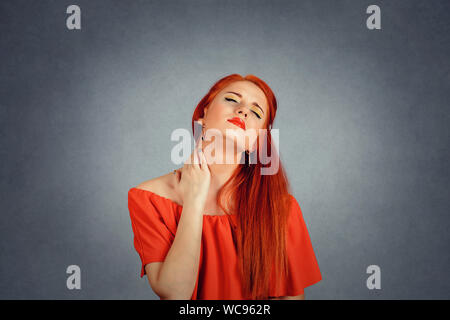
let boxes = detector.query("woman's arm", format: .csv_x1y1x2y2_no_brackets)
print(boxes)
151,202,204,300
153,143,210,300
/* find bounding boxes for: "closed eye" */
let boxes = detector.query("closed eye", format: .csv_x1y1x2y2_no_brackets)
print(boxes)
225,97,262,119
252,110,262,119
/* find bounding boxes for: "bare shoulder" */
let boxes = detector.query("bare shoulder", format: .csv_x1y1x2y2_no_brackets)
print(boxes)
135,171,181,203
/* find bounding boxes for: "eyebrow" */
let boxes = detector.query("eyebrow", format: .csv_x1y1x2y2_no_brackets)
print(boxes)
225,91,265,115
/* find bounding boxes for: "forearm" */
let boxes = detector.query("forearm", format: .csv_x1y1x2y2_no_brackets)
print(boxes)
157,203,203,299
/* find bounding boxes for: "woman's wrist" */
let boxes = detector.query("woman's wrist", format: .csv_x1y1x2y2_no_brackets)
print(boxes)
183,198,205,213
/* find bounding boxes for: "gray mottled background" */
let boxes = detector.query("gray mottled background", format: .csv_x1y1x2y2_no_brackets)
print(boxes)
1,0,449,299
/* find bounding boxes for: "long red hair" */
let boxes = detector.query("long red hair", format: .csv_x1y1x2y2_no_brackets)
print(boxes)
191,74,292,299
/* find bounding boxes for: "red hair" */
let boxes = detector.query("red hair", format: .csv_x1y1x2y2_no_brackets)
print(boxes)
192,74,292,299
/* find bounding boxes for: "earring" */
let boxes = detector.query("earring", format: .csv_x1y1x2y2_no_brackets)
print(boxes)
245,150,250,167
201,124,205,140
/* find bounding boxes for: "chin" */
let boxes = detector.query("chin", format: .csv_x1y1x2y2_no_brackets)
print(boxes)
205,126,248,151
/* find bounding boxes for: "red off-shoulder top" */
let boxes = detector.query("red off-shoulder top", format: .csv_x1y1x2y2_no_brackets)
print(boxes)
128,187,321,299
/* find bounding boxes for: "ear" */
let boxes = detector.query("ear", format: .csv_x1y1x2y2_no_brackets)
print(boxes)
196,107,208,126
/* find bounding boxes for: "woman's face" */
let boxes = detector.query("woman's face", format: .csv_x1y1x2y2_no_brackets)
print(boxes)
201,81,269,154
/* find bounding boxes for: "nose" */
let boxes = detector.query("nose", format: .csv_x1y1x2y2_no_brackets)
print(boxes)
236,105,249,118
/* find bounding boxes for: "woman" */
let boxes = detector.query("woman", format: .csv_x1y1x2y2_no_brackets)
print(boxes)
128,74,322,300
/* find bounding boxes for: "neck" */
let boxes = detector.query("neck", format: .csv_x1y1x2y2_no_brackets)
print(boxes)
202,138,245,207
207,162,239,193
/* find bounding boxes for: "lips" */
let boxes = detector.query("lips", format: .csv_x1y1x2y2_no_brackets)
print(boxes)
227,117,246,130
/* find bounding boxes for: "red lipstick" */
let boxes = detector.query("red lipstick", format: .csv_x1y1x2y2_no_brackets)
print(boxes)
227,117,246,130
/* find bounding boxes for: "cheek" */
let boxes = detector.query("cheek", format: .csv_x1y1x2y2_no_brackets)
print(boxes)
248,119,265,131
220,102,234,112
205,105,229,129
210,104,230,120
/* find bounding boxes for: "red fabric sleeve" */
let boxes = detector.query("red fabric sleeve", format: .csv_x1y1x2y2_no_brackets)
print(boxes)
269,194,322,297
128,188,177,278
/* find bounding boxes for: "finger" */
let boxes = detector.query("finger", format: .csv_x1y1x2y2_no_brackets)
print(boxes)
195,131,203,150
196,138,204,162
198,148,204,169
200,149,209,172
185,149,195,166
195,119,204,147
197,147,203,170
192,147,200,169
